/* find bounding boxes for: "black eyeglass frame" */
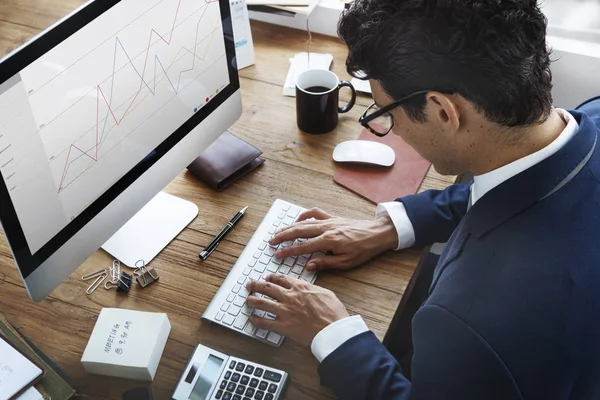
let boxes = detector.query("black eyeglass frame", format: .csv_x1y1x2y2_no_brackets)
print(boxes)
359,88,455,137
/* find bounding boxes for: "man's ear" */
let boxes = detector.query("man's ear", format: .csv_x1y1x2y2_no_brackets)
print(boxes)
426,92,461,133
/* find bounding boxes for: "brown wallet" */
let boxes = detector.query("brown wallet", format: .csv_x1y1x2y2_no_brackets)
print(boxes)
187,131,265,191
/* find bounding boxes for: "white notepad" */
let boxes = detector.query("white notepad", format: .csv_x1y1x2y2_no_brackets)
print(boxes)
0,337,43,400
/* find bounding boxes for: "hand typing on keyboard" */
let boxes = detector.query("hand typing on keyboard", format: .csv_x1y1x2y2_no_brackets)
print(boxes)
245,274,349,346
269,207,399,272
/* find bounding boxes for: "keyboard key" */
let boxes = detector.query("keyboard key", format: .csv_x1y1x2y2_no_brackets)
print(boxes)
239,287,250,298
277,211,285,219
216,389,224,399
272,257,283,265
243,267,252,276
237,276,247,285
296,256,308,267
248,259,257,268
264,247,276,256
223,392,231,400
245,365,255,374
223,314,235,325
268,226,276,234
268,384,277,393
228,382,237,391
254,263,266,273
227,293,236,302
272,220,281,227
250,377,259,387
265,312,276,320
292,264,303,275
228,305,242,316
300,269,316,282
253,309,266,318
241,375,250,385
253,251,261,259
283,215,295,225
234,296,246,307
267,332,281,344
283,256,296,266
236,363,246,372
288,206,300,218
256,329,268,339
258,242,267,251
280,221,290,227
289,272,301,280
215,311,224,321
244,321,256,334
263,371,282,383
265,394,274,400
254,368,264,377
281,203,291,212
221,303,230,312
234,314,248,330
232,284,241,294
266,262,278,272
255,391,264,400
259,255,271,265
236,385,246,395
258,381,268,391
241,304,254,316
250,271,261,281
278,265,290,275
263,234,271,242
246,387,255,397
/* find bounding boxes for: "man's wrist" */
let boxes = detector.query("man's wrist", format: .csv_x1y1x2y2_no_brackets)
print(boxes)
374,215,399,251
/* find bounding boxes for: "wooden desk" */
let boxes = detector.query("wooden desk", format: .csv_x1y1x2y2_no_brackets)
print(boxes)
0,5,454,399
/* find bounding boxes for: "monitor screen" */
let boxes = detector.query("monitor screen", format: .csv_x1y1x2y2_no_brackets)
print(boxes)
0,0,239,281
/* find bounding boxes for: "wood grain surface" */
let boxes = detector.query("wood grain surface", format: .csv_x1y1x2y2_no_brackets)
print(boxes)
0,4,454,399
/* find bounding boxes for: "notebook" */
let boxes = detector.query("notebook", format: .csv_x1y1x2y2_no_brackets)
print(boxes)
333,127,431,204
0,336,43,400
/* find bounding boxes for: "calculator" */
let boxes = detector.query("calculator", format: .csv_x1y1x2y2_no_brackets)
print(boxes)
172,344,289,400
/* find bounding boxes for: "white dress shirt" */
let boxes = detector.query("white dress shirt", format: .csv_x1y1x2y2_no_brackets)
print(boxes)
311,109,579,363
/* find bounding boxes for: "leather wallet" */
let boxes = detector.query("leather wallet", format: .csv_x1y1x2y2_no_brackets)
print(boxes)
187,131,264,191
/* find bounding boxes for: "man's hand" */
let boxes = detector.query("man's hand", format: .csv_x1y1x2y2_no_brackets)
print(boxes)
270,208,398,271
246,274,349,347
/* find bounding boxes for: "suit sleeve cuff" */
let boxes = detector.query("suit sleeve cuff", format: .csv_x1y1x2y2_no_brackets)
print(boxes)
311,315,369,363
376,202,416,250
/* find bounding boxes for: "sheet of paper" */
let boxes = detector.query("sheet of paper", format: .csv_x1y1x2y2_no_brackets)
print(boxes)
16,387,44,400
351,77,372,95
230,0,256,69
283,52,333,96
0,337,42,400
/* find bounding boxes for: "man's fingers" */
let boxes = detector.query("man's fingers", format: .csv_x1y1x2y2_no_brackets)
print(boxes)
306,255,348,271
296,208,332,223
245,296,279,314
249,315,278,332
246,280,286,301
266,273,293,289
275,239,323,259
270,224,324,245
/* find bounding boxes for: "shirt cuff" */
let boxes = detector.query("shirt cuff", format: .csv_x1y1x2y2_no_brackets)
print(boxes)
311,315,369,363
376,201,416,250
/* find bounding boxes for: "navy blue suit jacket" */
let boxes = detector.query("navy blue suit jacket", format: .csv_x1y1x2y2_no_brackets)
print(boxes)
318,98,600,399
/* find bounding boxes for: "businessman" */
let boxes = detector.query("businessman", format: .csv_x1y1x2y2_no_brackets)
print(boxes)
246,0,600,398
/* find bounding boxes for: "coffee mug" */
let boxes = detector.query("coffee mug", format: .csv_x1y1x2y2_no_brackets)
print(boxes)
296,69,357,134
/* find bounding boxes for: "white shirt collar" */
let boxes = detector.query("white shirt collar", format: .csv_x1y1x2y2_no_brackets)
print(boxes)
471,109,579,205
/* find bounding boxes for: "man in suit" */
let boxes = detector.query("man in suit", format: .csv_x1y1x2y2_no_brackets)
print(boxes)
245,0,600,398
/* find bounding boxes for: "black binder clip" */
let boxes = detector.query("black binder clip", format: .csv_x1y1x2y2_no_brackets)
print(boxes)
117,271,133,293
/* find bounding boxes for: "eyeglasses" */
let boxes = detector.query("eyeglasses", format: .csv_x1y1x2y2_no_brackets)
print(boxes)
359,88,455,137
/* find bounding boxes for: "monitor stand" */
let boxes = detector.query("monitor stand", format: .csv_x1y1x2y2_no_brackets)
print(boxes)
101,192,199,267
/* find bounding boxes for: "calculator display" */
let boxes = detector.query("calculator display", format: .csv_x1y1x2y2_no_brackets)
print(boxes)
189,355,224,400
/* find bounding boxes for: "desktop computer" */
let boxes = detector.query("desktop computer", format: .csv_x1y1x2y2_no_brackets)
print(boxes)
0,0,241,302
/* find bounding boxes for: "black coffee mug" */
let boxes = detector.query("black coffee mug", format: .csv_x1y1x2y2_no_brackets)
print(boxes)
296,69,357,134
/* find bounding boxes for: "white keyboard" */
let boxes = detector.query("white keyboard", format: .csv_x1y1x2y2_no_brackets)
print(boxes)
202,199,320,346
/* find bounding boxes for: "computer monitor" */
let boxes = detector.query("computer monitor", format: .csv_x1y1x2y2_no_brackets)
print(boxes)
0,0,241,301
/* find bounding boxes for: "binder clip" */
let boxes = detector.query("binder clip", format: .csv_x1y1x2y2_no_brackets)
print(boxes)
105,271,132,293
134,260,159,288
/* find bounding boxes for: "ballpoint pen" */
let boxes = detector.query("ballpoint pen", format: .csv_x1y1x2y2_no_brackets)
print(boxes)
199,206,248,260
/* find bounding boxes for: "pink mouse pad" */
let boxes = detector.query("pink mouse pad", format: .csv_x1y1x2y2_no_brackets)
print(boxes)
333,127,432,204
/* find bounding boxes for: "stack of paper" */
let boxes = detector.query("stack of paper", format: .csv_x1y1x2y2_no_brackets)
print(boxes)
246,0,321,15
283,52,333,96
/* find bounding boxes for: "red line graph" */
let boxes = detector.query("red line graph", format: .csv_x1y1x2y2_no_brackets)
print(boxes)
58,0,219,191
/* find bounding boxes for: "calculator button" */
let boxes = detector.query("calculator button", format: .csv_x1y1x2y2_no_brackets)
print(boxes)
233,396,241,400
225,371,232,380
236,385,246,395
263,371,282,383
236,363,246,372
245,365,255,374
220,380,227,389
223,392,232,400
265,395,274,400
231,373,241,382
230,361,237,369
268,384,277,393
240,375,250,385
216,390,223,399
245,387,255,397
254,368,264,377
258,381,268,391
249,378,259,388
254,391,264,400
227,382,237,392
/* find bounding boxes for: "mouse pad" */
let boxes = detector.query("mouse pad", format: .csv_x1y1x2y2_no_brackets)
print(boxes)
333,127,432,204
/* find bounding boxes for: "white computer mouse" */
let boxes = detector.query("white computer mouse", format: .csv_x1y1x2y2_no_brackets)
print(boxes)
333,140,395,167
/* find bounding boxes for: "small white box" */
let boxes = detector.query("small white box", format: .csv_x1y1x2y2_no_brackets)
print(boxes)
81,308,171,381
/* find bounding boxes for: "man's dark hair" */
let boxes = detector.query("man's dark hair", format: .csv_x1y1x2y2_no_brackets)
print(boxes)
338,0,553,126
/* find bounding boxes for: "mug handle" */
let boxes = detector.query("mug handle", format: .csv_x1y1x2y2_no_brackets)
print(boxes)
338,81,356,113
